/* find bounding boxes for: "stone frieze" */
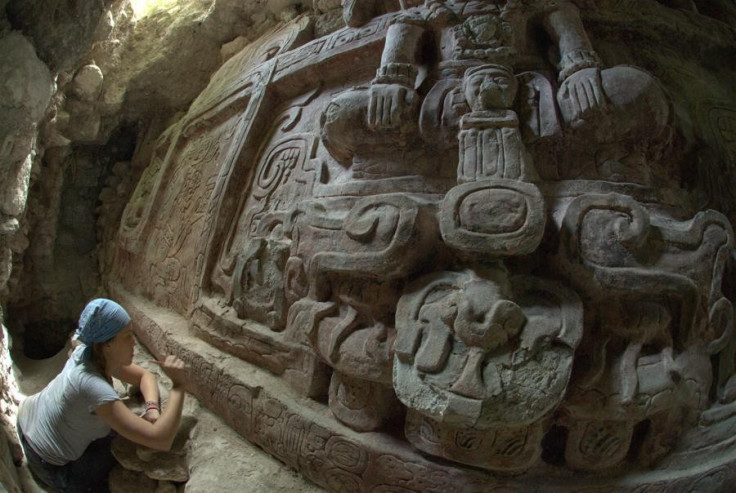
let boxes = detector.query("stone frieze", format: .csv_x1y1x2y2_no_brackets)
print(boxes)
114,0,736,488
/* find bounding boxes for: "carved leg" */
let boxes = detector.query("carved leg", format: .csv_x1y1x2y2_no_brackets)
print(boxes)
320,89,369,166
558,65,670,182
617,341,644,406
559,65,669,143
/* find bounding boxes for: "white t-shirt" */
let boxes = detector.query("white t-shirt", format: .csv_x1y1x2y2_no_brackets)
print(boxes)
18,346,120,465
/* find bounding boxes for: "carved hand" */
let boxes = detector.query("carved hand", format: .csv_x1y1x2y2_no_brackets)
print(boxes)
557,67,606,127
367,83,418,131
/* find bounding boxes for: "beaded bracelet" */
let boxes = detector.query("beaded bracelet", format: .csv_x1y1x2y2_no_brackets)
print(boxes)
144,400,160,413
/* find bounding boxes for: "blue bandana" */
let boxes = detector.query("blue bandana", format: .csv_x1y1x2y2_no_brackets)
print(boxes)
72,298,131,363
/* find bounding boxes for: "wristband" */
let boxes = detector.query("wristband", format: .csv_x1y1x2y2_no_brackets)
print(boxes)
372,63,418,87
558,49,600,81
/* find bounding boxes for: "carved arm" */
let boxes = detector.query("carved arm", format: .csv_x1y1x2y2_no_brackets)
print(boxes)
368,19,426,129
544,1,606,124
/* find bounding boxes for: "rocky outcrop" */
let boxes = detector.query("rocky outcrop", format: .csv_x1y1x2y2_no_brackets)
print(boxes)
0,32,53,301
0,311,23,493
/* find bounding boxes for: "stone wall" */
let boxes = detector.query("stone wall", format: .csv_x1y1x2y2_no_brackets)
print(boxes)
0,312,22,493
108,0,736,490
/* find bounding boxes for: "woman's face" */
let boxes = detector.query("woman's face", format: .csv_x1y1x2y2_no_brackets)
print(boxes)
104,324,136,369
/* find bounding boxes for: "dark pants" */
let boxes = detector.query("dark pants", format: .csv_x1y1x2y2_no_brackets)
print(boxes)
17,423,117,493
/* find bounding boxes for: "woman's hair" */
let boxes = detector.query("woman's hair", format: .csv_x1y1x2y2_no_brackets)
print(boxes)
90,342,110,379
69,337,112,380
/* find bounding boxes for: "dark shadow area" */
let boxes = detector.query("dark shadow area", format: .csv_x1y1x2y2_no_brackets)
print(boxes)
541,424,568,466
22,319,72,359
6,123,138,360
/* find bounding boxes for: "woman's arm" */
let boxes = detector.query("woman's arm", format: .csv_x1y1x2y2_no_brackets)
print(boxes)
114,363,161,422
97,355,187,451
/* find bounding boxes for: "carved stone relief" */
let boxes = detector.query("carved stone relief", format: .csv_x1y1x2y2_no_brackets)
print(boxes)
114,1,736,490
395,268,582,471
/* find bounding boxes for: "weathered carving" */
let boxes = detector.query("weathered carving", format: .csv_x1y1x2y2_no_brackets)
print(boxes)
287,193,439,429
114,2,736,490
440,179,545,255
552,192,734,469
214,134,317,302
328,371,401,432
404,411,546,472
121,131,172,238
394,268,582,471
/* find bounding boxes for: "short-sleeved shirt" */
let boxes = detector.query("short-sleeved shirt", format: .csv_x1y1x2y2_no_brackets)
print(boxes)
18,346,120,465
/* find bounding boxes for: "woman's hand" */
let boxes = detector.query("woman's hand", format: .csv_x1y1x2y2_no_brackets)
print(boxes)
142,408,160,423
98,355,188,451
160,355,188,390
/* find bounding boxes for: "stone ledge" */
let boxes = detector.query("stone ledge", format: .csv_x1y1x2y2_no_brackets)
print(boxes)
112,284,736,492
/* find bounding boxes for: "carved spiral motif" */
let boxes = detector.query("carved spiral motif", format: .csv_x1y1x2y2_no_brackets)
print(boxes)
255,145,302,198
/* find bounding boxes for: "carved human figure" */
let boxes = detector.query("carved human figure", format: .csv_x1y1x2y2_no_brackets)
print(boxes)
457,64,536,182
325,0,670,183
351,0,607,131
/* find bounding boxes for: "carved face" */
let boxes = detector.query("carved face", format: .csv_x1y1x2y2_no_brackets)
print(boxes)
464,66,517,111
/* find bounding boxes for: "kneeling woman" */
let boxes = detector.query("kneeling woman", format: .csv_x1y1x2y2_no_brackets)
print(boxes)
17,298,188,492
